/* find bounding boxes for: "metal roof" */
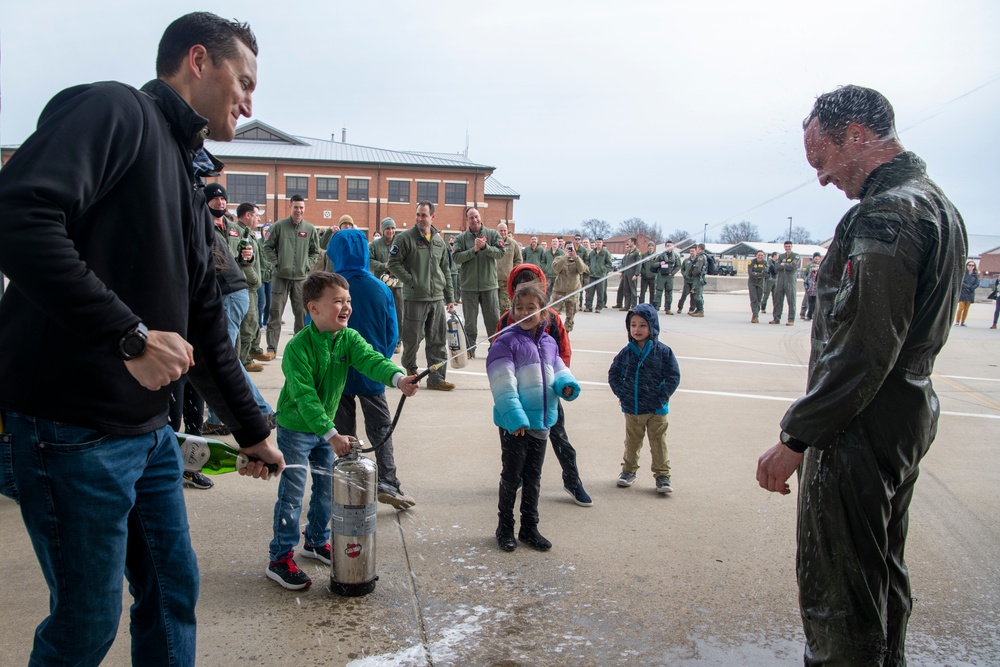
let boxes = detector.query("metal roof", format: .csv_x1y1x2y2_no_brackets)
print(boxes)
205,120,495,171
968,234,1000,258
484,176,520,198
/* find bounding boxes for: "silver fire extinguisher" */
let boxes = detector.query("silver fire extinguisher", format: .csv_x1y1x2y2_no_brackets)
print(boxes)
330,438,379,596
446,310,468,369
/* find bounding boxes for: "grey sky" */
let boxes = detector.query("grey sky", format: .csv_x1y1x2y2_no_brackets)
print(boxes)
2,1,997,242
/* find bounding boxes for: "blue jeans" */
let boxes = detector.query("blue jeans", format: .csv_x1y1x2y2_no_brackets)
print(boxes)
260,281,272,328
269,426,335,561
207,289,273,424
222,289,249,347
3,412,197,666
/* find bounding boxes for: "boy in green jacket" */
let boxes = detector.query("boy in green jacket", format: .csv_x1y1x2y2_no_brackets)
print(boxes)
266,272,418,590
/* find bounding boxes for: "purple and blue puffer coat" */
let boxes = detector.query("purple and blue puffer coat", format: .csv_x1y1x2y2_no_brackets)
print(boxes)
486,322,580,432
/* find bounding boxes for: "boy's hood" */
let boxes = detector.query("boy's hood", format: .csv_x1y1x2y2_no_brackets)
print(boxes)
327,228,369,277
507,263,547,298
626,303,661,340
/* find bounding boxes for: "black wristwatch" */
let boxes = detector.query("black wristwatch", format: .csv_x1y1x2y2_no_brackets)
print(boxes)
117,322,149,361
780,430,808,453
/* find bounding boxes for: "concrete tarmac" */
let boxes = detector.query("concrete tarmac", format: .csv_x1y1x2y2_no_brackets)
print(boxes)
2,282,998,666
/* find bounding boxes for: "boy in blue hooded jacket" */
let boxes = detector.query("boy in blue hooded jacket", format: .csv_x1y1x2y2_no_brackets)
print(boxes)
327,229,416,510
608,303,681,493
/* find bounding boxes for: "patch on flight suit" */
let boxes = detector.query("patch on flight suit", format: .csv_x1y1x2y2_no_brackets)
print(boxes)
389,244,399,256
851,211,902,244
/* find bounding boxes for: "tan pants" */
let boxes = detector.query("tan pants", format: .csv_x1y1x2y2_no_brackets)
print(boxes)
955,301,972,324
622,413,670,477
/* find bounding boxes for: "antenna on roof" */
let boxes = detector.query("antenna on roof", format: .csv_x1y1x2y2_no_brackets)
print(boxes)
464,126,469,158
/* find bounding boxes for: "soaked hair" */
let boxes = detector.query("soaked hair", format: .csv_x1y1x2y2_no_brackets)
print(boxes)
156,12,258,78
803,85,896,145
303,271,350,305
512,282,547,311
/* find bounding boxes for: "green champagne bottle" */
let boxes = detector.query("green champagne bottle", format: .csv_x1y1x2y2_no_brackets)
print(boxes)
176,432,277,475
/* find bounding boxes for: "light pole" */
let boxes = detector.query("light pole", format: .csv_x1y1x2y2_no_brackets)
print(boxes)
788,216,793,242
703,223,707,244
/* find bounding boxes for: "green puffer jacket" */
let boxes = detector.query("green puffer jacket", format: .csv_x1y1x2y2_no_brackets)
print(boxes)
276,324,403,437
263,216,320,280
386,225,453,302
452,226,504,291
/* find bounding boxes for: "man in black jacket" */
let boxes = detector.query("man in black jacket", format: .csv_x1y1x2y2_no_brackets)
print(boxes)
0,12,283,666
756,85,966,666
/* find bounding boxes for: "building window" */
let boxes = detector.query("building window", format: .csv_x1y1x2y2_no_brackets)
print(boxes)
226,174,266,207
416,182,438,204
316,177,338,200
347,179,368,201
286,176,308,199
388,181,410,203
445,183,467,206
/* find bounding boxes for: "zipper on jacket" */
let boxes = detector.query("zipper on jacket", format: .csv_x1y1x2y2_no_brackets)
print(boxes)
537,334,548,424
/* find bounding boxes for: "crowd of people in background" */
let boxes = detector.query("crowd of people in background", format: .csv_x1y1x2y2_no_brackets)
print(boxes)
0,13,987,665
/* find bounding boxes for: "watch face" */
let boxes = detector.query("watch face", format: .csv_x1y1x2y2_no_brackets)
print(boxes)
123,334,145,357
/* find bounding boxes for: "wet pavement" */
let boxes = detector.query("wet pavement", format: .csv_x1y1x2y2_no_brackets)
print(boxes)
2,283,997,666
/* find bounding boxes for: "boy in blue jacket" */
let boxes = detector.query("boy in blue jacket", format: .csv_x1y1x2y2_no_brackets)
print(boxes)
608,303,681,493
327,229,416,510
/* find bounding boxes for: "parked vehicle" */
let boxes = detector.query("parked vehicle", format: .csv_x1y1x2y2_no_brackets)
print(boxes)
716,261,737,276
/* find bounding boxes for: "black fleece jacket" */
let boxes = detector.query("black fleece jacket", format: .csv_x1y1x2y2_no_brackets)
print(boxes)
0,79,268,445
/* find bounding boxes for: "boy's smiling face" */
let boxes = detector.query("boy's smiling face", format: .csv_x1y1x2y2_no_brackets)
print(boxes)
629,316,650,343
307,284,352,333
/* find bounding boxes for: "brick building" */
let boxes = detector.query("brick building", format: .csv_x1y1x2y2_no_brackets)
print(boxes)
203,121,519,237
0,119,519,240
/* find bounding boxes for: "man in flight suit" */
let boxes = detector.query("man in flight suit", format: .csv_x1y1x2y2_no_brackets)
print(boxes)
770,241,800,325
653,241,682,314
756,85,967,666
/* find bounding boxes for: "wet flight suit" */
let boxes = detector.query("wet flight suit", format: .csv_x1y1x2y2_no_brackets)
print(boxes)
779,152,966,666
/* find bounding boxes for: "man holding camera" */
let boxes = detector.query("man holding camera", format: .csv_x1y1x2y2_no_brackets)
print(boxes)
551,242,588,332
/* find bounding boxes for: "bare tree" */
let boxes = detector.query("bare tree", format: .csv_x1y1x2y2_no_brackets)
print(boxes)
616,217,663,243
667,228,693,244
720,220,762,244
789,226,816,244
581,218,612,240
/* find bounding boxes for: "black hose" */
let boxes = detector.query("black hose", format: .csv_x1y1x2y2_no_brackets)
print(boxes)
358,366,434,453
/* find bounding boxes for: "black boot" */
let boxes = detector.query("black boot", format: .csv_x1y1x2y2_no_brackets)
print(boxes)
496,524,517,551
517,525,551,551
